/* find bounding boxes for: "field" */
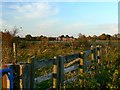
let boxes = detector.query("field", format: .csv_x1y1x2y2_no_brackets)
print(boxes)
16,40,119,60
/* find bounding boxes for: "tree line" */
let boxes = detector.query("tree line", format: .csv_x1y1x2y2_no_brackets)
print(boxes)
10,33,120,42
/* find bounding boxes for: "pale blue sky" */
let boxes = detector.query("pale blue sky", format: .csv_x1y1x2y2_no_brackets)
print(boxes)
1,2,118,37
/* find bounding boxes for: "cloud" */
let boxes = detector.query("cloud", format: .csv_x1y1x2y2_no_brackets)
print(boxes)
2,2,60,34
94,23,118,35
61,22,85,36
60,23,118,37
33,19,61,36
63,23,82,30
61,22,108,36
9,2,59,20
36,19,59,30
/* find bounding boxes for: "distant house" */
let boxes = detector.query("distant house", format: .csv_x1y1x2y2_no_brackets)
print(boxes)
57,37,61,41
57,35,75,42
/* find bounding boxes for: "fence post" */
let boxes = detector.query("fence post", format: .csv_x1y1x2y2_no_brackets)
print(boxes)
91,45,95,61
19,65,23,89
91,45,95,66
91,45,96,75
27,55,31,63
22,64,31,89
97,45,101,65
13,43,17,63
30,58,35,88
11,65,20,89
53,56,59,89
79,51,84,88
58,55,64,89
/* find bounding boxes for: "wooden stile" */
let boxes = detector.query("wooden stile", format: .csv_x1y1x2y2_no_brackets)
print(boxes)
19,45,102,89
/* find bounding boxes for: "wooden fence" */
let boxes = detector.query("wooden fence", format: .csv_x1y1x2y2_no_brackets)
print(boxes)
22,45,102,89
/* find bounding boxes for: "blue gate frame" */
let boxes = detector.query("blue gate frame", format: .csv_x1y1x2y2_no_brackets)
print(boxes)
0,68,14,90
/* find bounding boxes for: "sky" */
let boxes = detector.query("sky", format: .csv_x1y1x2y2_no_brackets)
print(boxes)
0,1,118,37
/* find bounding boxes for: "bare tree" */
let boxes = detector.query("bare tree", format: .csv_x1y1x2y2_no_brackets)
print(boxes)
1,26,20,64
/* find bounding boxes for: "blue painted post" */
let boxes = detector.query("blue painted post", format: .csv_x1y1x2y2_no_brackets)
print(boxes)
9,68,14,90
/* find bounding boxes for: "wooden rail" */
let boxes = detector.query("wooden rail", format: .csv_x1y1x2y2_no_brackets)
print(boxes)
22,45,102,89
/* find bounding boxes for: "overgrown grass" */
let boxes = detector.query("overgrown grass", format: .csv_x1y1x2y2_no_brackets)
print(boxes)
17,40,120,89
35,79,52,89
